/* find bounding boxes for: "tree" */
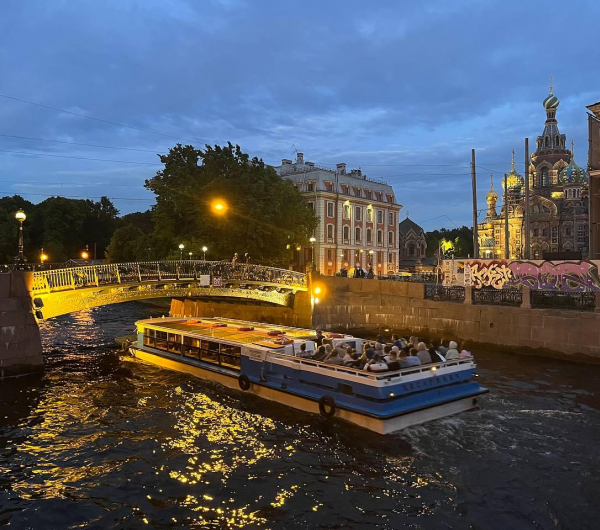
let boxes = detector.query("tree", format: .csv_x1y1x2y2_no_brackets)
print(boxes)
145,143,318,265
426,226,474,258
105,225,151,262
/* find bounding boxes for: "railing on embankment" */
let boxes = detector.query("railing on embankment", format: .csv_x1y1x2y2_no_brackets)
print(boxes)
31,261,307,294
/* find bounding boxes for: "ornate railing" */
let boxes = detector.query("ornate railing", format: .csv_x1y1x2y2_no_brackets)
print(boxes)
380,272,441,283
472,288,523,307
531,290,596,312
31,261,307,294
424,285,465,303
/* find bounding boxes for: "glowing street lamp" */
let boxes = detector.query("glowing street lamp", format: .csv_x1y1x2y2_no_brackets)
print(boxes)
178,243,185,261
212,200,228,215
40,248,48,265
202,246,208,262
14,209,27,268
309,236,316,270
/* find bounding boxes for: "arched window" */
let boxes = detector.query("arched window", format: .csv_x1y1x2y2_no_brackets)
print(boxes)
545,137,549,147
355,227,361,242
366,228,372,243
327,224,334,240
542,167,549,187
408,244,415,256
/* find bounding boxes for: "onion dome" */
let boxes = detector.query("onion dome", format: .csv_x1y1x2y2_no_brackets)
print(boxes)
543,92,559,110
559,158,587,184
504,149,524,189
486,173,498,202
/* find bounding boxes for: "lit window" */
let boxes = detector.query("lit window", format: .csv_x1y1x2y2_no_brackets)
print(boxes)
343,204,350,219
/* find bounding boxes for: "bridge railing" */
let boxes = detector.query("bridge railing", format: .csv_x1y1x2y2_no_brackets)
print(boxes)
31,261,307,294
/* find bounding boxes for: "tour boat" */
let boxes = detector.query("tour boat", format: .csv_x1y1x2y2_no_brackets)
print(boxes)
129,317,488,434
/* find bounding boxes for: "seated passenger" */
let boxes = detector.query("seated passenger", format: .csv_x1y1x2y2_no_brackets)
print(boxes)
312,345,327,361
342,347,355,366
416,342,432,364
383,345,393,362
402,348,422,368
445,341,460,360
296,342,312,358
429,345,445,363
325,349,344,365
364,353,389,372
364,342,375,360
386,350,401,371
437,339,449,356
459,349,473,359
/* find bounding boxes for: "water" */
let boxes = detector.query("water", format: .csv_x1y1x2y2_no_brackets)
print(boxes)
1,302,599,529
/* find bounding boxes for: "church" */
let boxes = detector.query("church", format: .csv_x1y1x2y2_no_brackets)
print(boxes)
478,84,589,259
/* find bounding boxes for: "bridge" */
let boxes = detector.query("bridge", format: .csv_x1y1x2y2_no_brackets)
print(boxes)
30,261,308,320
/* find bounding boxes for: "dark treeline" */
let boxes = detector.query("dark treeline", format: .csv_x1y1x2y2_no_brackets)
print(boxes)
425,226,474,258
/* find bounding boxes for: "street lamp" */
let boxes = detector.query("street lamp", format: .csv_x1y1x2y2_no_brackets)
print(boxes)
40,248,48,265
81,244,89,262
202,246,208,262
309,236,316,270
188,251,193,260
212,199,228,215
15,209,26,269
179,243,184,261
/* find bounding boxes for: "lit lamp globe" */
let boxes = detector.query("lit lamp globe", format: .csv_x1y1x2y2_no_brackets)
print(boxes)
202,246,208,253
81,251,89,260
309,237,316,244
178,243,185,250
15,209,26,223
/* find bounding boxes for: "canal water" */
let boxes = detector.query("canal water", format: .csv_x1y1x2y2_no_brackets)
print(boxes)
1,302,599,529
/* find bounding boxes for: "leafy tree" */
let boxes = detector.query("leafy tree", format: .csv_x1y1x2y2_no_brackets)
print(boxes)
105,225,151,262
426,226,474,258
145,143,318,265
0,196,35,263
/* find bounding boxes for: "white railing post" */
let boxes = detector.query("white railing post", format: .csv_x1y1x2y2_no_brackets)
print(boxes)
137,263,142,283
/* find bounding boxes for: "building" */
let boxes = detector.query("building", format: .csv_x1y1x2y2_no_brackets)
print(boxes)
274,153,402,275
587,100,600,259
477,85,589,259
398,215,428,268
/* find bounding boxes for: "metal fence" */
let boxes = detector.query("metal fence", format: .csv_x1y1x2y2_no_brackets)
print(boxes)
424,285,465,303
531,290,596,312
32,261,307,293
472,288,523,307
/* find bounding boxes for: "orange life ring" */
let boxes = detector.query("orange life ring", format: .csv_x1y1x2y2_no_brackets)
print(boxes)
237,326,254,331
325,333,344,339
267,330,286,336
211,323,227,328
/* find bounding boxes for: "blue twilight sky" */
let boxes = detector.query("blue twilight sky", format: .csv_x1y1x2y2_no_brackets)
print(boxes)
0,0,598,230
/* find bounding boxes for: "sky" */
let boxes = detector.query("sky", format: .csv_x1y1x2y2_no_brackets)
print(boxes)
1,0,599,230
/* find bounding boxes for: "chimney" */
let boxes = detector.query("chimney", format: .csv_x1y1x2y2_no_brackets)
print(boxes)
306,161,315,168
281,159,292,165
336,163,346,175
296,152,304,164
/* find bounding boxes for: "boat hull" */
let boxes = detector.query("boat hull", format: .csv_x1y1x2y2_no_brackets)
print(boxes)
129,346,486,435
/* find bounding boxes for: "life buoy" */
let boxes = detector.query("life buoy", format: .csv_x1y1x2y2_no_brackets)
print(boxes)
318,396,336,417
212,323,227,328
268,330,285,336
237,326,254,331
238,374,251,391
325,333,344,339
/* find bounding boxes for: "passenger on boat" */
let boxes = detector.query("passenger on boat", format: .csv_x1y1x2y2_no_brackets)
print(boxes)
392,335,407,349
429,344,446,363
324,349,344,365
437,339,449,355
383,345,393,362
386,350,401,371
297,343,312,358
416,342,432,364
364,353,389,372
312,345,327,361
342,347,358,367
459,349,473,359
315,329,324,347
445,341,460,360
231,253,239,265
409,336,418,348
363,342,375,360
402,348,422,367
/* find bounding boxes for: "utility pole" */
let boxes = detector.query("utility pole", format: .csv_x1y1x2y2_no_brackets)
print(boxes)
471,149,479,258
504,171,510,259
524,138,531,259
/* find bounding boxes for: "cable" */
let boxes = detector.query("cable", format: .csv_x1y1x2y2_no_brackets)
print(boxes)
0,190,151,201
0,148,160,165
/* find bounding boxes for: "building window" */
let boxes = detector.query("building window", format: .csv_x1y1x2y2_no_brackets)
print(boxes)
365,190,372,199
327,224,334,241
307,201,314,211
355,227,361,242
366,228,372,244
327,249,333,261
341,185,349,194
566,228,572,236
343,204,350,219
366,208,373,222
541,167,549,187
342,249,349,262
388,253,394,263
542,229,548,237
408,244,415,256
388,231,394,246
377,230,383,245
307,181,315,192
355,206,362,221
376,192,383,201
325,181,334,192
354,187,362,197
388,212,394,225
533,228,539,237
377,210,383,224
327,202,334,217
386,194,393,203
343,226,350,242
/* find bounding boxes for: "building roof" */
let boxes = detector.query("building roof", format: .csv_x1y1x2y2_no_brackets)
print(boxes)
399,217,425,237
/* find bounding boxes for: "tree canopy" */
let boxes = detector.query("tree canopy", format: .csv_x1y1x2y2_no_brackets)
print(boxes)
144,143,317,265
425,226,474,258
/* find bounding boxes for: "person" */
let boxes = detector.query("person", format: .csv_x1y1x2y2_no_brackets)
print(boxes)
297,342,312,358
429,345,445,363
366,265,374,279
315,329,324,347
459,349,473,359
364,353,388,372
340,267,348,277
231,253,239,266
391,335,406,349
324,348,344,365
363,342,375,361
445,341,460,360
401,348,422,368
437,339,449,356
342,347,356,366
376,333,384,344
386,350,401,371
244,252,250,264
383,345,393,363
312,345,327,361
416,342,432,364
408,336,418,348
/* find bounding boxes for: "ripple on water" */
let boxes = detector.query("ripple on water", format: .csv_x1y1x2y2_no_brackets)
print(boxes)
1,302,600,529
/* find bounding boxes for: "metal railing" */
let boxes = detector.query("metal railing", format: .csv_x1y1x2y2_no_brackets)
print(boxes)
531,290,596,312
472,288,523,307
31,261,307,294
424,285,466,303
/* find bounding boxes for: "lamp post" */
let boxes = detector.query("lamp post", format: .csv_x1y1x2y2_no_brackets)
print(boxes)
179,243,184,261
202,246,208,262
40,248,48,266
188,251,193,260
81,244,89,263
309,236,316,270
15,209,26,269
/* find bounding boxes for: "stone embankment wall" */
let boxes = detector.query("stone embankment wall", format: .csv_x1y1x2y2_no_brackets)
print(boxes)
311,276,600,360
0,272,44,378
170,291,313,329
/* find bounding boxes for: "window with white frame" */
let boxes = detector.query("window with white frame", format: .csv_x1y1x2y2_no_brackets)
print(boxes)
366,208,373,222
343,226,350,242
307,201,314,211
327,224,334,241
388,212,394,225
355,227,361,242
388,231,394,246
343,204,350,219
307,181,315,192
366,228,372,243
355,206,361,221
388,252,394,263
327,201,334,217
377,210,383,224
377,230,383,245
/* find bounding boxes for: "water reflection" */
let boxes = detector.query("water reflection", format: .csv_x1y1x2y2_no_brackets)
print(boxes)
1,302,599,529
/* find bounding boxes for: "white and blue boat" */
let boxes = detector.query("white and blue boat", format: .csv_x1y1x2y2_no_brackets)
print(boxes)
129,317,487,434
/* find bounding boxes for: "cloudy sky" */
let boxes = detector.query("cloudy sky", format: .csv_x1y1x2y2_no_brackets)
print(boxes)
1,0,598,229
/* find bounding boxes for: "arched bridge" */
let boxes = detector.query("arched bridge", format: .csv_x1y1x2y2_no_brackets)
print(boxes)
30,261,308,319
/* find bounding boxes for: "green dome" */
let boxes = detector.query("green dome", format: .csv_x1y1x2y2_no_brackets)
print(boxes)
559,158,588,184
543,93,559,109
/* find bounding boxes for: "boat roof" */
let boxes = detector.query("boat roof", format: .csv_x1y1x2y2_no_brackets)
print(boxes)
135,317,353,348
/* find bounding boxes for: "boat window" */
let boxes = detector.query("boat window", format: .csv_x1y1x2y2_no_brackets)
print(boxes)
201,340,220,364
154,330,169,351
167,333,182,355
220,344,242,368
143,328,155,347
183,336,201,360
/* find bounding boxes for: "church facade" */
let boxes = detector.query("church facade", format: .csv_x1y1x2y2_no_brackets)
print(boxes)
477,85,589,259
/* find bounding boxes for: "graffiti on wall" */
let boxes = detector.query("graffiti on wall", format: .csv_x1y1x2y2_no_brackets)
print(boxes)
444,259,600,292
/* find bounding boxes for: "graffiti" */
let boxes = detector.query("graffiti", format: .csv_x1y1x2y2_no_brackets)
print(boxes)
443,259,600,292
470,261,514,289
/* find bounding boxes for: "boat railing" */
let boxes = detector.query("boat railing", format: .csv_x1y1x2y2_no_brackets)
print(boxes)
268,352,474,381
